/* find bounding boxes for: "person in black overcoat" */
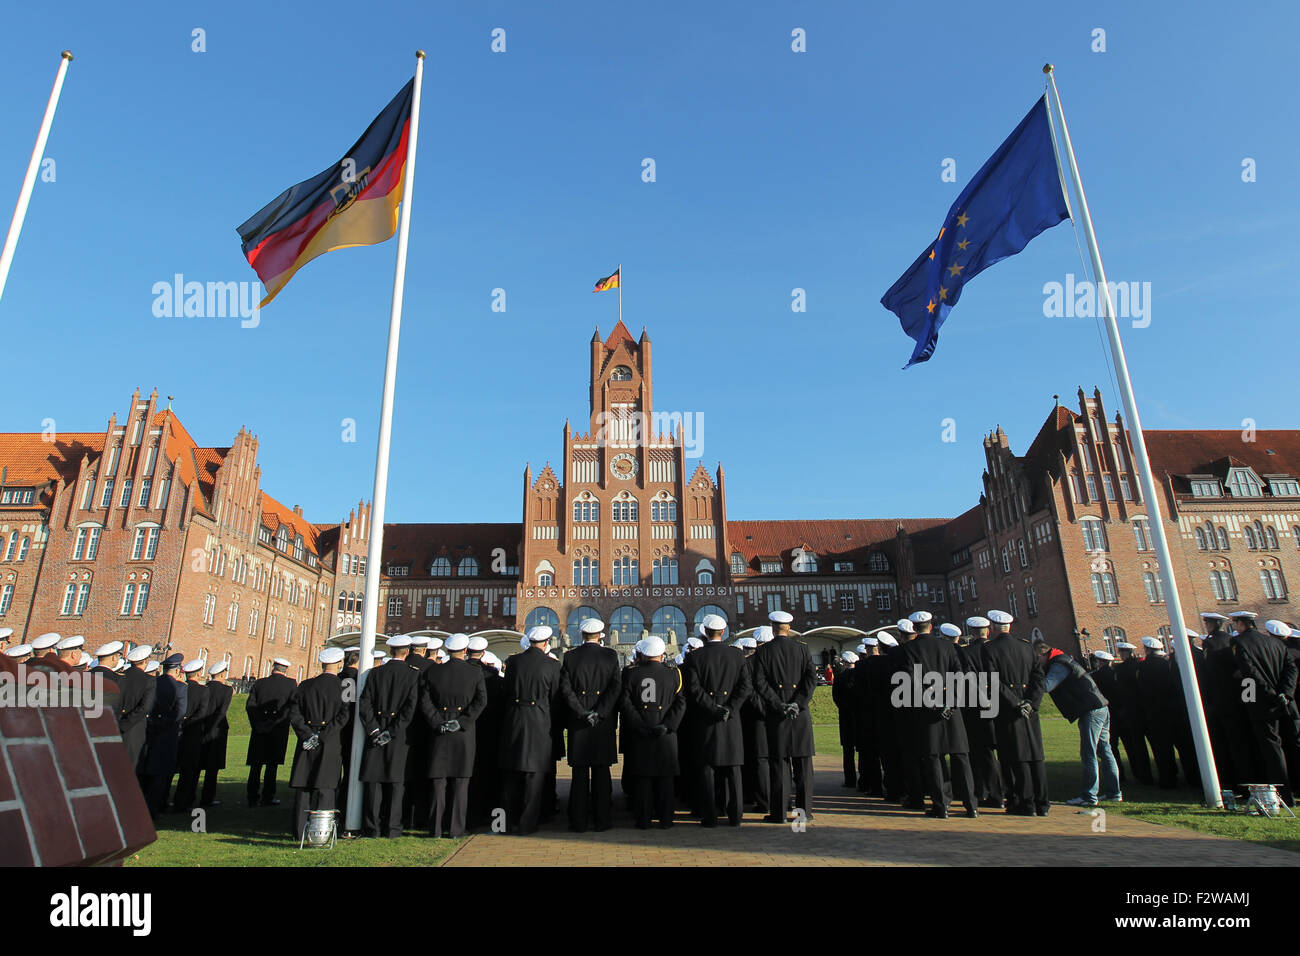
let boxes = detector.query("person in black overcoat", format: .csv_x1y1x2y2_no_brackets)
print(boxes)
401,637,435,830
497,627,563,834
1137,637,1199,788
170,660,210,813
199,662,234,807
467,646,505,828
558,619,622,832
681,616,752,826
959,619,1003,807
751,612,818,822
288,649,350,839
421,635,487,837
1232,615,1299,803
358,638,422,838
619,637,687,829
899,618,977,818
1199,613,1251,790
849,644,880,795
141,655,187,818
118,647,156,776
245,659,297,807
982,612,1048,815
1111,643,1155,786
741,632,770,812
832,652,859,788
862,638,902,799
337,647,360,820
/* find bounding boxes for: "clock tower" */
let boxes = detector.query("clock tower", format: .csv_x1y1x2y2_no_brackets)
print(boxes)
517,320,731,654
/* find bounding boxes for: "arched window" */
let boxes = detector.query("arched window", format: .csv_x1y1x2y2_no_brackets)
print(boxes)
1216,526,1230,550
611,365,633,381
275,526,289,551
458,556,479,577
1261,564,1288,600
121,583,136,615
1132,519,1151,552
572,556,599,586
1194,527,1207,551
430,556,452,577
2,534,15,562
1080,518,1108,552
1017,540,1028,567
692,605,729,632
1209,566,1238,601
337,592,347,611
15,537,29,561
651,498,678,522
651,606,687,645
612,498,639,522
1142,571,1164,603
652,557,679,585
293,535,305,561
1244,526,1258,549
1264,525,1279,550
1102,626,1126,653
608,606,645,644
565,606,602,645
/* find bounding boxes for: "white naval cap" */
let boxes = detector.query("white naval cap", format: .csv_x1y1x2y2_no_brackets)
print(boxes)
526,625,553,644
896,619,915,634
520,634,530,650
862,636,879,647
143,660,161,674
409,635,430,647
1229,611,1258,620
32,632,61,651
427,638,444,651
468,636,489,651
1116,642,1136,651
702,614,727,632
57,634,85,651
1092,650,1116,662
965,616,990,629
1141,636,1162,650
78,651,94,667
638,636,667,658
209,661,229,675
987,610,1014,625
4,644,33,658
580,618,605,635
95,640,124,657
0,626,13,641
113,660,127,673
273,657,292,668
753,626,774,644
344,646,361,655
319,647,345,665
842,651,859,664
908,611,932,624
1265,619,1293,637
182,659,205,673
696,623,708,639
738,637,757,649
686,636,704,650
373,651,388,660
127,645,153,663
1200,611,1228,622
1184,629,1200,639
673,652,685,665
877,634,899,648
437,649,451,663
768,610,794,624
938,623,962,639
445,634,470,652
386,634,412,648
481,651,502,668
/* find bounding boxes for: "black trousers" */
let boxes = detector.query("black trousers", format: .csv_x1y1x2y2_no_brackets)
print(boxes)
768,756,814,820
1112,720,1154,785
919,753,975,812
468,764,499,828
144,772,173,817
698,764,743,825
750,755,770,812
1248,714,1292,802
841,737,858,786
969,742,1002,803
199,767,221,806
292,787,336,839
171,764,200,811
431,777,470,837
403,777,431,831
506,770,547,834
1208,709,1255,790
632,774,675,828
246,763,279,803
856,731,883,794
1005,759,1050,811
364,780,406,838
568,764,613,831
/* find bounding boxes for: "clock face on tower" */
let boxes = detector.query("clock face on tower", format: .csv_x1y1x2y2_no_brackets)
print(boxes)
609,453,638,480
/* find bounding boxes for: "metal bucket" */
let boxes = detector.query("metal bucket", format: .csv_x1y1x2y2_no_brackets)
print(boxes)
301,809,337,849
1242,783,1293,818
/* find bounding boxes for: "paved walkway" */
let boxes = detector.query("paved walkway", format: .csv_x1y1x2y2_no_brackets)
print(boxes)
442,756,1300,867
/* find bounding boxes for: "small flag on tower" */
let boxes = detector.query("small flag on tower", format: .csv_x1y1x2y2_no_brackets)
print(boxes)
592,268,621,293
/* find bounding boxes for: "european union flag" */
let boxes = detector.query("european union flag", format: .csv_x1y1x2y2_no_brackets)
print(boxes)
882,95,1070,367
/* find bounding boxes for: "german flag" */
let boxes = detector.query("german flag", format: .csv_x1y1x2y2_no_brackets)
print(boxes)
592,268,620,293
237,79,415,307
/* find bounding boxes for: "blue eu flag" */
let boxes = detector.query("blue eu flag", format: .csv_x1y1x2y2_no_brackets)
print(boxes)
881,95,1070,367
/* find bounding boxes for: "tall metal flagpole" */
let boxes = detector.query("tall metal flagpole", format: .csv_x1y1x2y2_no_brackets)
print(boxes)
344,50,426,833
1044,65,1222,809
0,50,73,306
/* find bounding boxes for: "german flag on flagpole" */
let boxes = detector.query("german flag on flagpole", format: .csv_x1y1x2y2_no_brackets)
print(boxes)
592,268,620,293
237,79,415,306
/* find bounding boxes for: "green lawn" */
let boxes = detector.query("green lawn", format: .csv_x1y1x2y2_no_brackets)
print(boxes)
813,684,1300,853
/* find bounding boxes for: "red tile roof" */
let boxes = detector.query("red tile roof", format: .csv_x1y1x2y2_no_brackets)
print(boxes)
602,319,637,353
1143,430,1300,488
908,504,986,573
0,432,104,487
259,492,323,553
726,518,947,575
378,523,523,579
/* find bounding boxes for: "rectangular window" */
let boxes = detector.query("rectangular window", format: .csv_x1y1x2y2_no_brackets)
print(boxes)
464,596,480,616
875,593,890,611
81,479,96,511
766,593,782,613
62,584,76,615
1086,475,1099,500
75,583,90,614
1103,474,1116,500
119,478,133,508
387,596,404,617
802,592,818,613
760,560,781,574
1120,476,1132,500
840,594,856,612
100,478,114,508
0,584,12,615
730,553,746,576
145,527,159,560
502,595,516,616
132,528,146,560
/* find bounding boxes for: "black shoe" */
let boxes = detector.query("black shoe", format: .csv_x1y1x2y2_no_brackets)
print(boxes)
965,806,978,818
1008,806,1036,816
1035,807,1050,817
901,799,926,811
762,815,785,823
927,806,949,819
978,798,1004,809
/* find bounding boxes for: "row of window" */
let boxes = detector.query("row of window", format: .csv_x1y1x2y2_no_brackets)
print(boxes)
1089,567,1288,604
0,488,35,505
385,594,517,618
732,551,890,576
1190,471,1300,499
1,533,31,562
81,472,172,513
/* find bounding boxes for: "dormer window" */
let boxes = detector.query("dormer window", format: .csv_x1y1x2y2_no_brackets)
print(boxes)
791,548,818,573
1226,468,1262,498
275,526,289,552
1267,477,1300,497
730,553,746,576
430,556,452,577
1189,478,1220,497
611,365,632,381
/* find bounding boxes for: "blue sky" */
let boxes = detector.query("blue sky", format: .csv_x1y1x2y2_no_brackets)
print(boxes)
2,0,1295,526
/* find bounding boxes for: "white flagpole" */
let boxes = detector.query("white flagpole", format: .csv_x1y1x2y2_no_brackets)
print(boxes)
344,50,426,833
1044,65,1222,809
0,50,73,306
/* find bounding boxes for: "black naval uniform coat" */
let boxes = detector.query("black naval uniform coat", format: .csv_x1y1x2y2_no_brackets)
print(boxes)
752,635,817,757
958,641,997,750
559,642,622,767
681,641,753,767
143,674,187,775
245,673,297,766
117,664,156,772
831,665,857,748
288,672,349,790
619,660,687,776
421,658,488,778
741,654,768,758
201,681,234,770
177,679,210,770
899,634,971,755
498,646,562,773
982,634,1045,761
358,658,421,783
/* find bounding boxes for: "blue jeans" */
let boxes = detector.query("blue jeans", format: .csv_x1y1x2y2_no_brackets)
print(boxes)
1081,707,1122,801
